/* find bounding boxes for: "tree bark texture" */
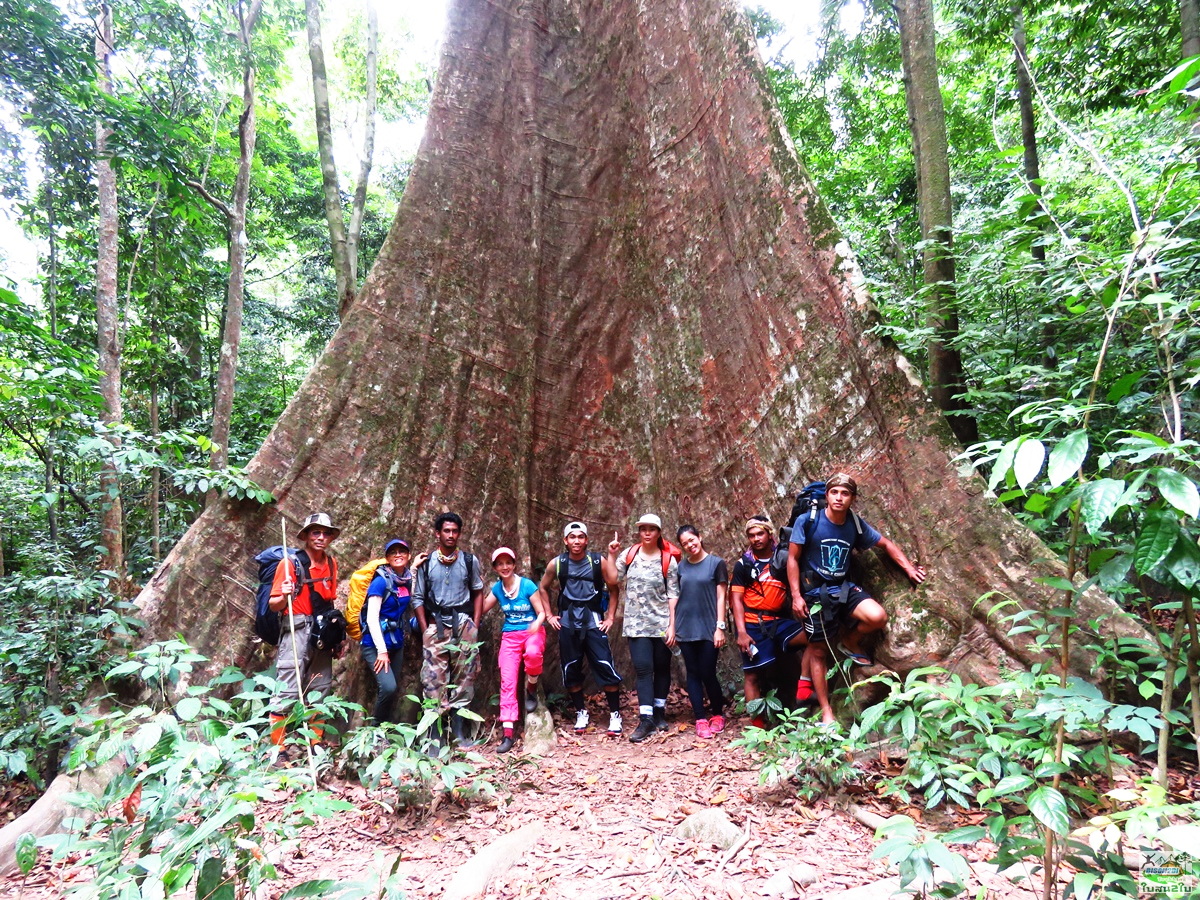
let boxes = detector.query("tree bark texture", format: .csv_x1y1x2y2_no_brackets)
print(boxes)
94,1,124,580
209,0,264,475
895,0,977,446
305,0,355,317
1183,0,1200,59
136,0,1143,696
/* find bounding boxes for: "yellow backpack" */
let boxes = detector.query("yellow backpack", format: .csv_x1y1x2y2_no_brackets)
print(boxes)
345,558,389,641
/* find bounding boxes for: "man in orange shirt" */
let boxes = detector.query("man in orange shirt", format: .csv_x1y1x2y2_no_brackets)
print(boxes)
268,512,341,747
729,515,805,727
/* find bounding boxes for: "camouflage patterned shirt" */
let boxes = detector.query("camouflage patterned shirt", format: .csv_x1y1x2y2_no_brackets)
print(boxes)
616,549,680,638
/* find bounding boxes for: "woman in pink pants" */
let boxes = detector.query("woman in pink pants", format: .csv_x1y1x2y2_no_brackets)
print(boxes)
484,547,548,752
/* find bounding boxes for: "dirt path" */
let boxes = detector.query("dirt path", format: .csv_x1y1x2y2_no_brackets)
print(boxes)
1,706,901,899
263,712,890,899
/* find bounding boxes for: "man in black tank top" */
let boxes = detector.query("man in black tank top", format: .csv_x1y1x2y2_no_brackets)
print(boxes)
535,521,624,736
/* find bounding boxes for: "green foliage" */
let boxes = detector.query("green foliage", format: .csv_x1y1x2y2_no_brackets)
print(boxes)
0,568,140,786
732,711,860,801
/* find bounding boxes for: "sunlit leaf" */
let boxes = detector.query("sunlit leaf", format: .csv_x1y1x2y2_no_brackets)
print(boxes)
1047,430,1088,489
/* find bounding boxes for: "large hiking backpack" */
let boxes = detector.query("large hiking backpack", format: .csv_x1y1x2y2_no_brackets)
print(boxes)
622,539,682,590
554,551,609,612
345,558,390,641
253,546,310,646
774,482,862,581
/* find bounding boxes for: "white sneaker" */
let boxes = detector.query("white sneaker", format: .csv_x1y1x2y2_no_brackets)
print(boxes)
574,709,590,733
607,711,623,735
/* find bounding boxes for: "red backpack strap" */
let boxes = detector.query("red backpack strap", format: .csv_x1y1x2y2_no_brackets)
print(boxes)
624,545,636,566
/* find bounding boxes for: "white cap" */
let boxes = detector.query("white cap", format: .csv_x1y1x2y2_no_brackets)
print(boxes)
491,546,517,565
563,521,588,538
635,513,662,530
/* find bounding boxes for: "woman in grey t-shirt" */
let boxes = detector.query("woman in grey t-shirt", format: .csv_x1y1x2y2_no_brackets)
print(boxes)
674,525,728,738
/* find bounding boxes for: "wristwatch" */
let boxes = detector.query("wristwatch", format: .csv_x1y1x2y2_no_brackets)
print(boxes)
715,621,726,631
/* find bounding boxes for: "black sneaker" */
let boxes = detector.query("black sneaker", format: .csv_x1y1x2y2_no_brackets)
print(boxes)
652,707,668,731
497,736,515,753
524,693,538,714
630,715,656,743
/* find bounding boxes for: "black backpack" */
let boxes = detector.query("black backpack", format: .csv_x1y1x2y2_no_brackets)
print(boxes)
253,546,311,646
773,482,862,582
554,551,609,613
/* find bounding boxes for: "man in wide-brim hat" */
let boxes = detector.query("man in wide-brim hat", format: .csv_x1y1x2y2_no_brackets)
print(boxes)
267,511,341,753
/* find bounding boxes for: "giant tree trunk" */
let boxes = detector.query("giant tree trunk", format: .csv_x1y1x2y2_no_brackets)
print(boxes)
94,1,124,581
896,0,977,446
136,0,1142,693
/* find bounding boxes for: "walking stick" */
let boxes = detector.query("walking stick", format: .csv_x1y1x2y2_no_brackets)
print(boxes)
282,516,308,711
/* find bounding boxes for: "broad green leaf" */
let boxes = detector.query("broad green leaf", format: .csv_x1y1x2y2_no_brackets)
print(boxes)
1072,872,1098,900
1047,431,1088,489
993,774,1034,795
1080,479,1126,534
989,437,1022,492
1134,513,1180,576
15,833,37,875
1014,438,1046,490
1165,539,1200,590
175,696,202,722
1028,785,1070,834
1106,372,1143,403
1156,468,1200,518
282,881,339,899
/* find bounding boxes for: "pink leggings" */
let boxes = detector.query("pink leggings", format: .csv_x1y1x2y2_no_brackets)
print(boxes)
498,628,546,723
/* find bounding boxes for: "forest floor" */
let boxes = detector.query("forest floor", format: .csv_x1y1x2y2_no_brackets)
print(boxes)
2,688,1160,900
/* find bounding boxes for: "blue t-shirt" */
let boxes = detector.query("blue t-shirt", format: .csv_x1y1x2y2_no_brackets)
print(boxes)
490,577,540,633
361,570,411,649
790,510,881,582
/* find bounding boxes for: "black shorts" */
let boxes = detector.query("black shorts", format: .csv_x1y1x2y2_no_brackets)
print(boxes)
803,583,871,643
559,626,622,688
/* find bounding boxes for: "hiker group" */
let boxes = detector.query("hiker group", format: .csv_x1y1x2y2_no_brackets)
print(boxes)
253,474,926,754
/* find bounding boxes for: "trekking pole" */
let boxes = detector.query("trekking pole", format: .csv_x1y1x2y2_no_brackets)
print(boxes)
282,516,308,712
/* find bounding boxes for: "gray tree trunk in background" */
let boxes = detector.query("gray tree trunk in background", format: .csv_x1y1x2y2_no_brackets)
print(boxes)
136,0,1143,702
208,0,264,478
896,0,977,446
94,1,124,581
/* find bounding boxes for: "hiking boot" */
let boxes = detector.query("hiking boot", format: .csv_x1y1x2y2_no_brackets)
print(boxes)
497,735,515,753
630,715,656,743
451,711,480,749
795,677,815,704
652,707,668,731
607,711,623,736
525,692,538,714
709,714,726,734
695,719,713,739
574,709,590,733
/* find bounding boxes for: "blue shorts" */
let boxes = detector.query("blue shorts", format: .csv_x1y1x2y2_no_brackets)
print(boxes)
740,619,807,671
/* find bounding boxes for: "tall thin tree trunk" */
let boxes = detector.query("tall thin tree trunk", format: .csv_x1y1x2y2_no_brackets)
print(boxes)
209,0,265,478
1011,0,1055,369
896,0,977,446
94,1,124,581
346,5,378,290
44,178,59,544
1183,0,1200,58
305,0,354,317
